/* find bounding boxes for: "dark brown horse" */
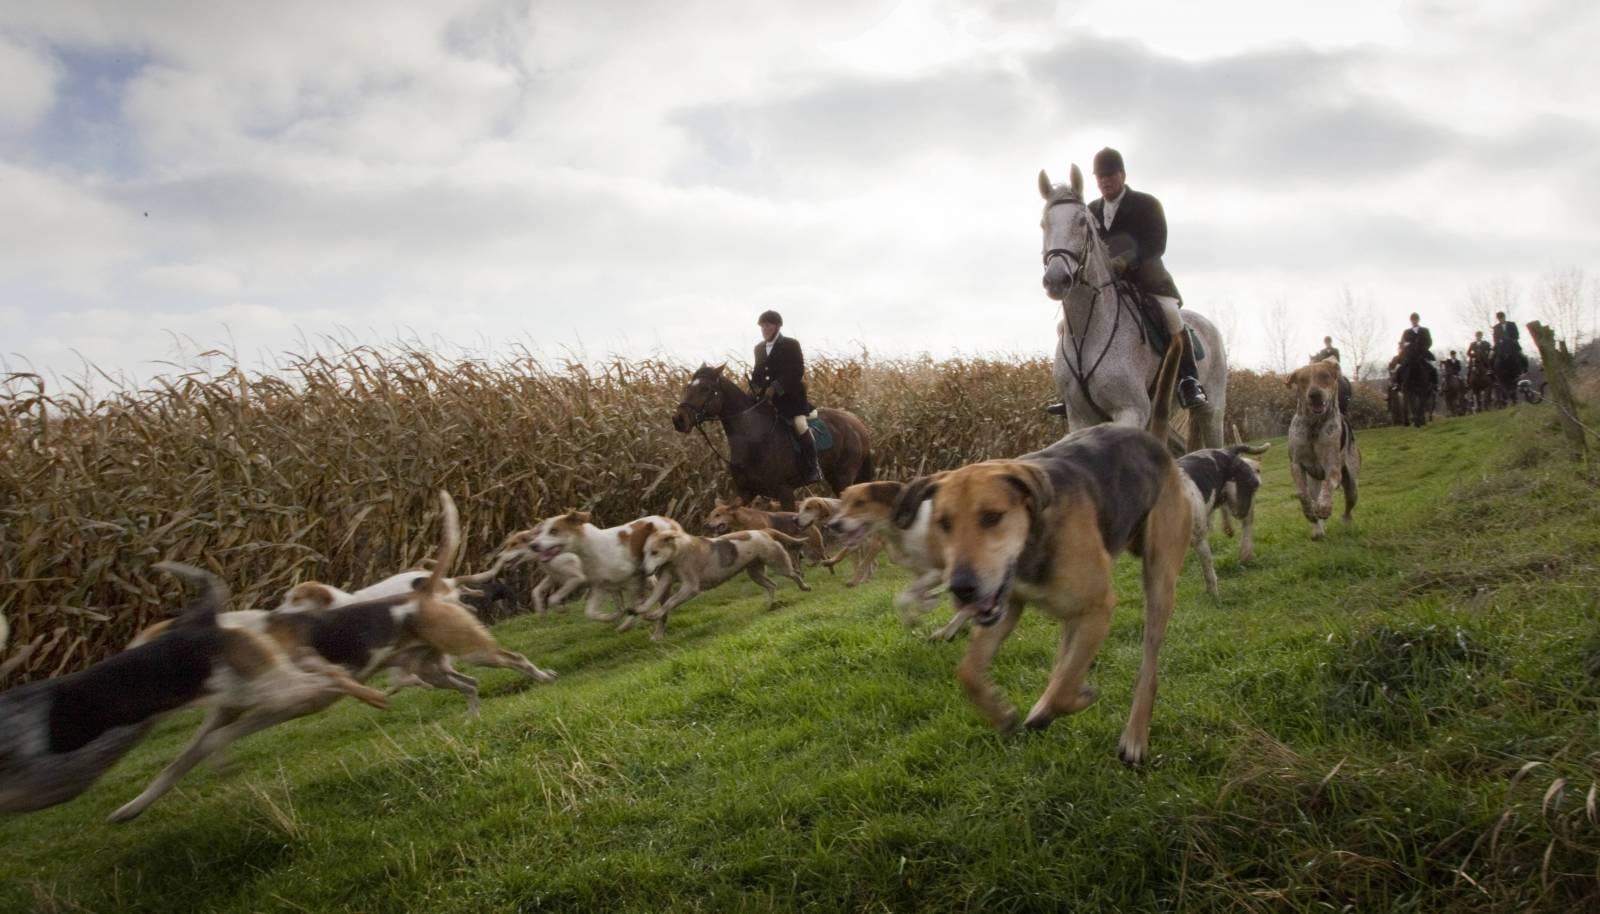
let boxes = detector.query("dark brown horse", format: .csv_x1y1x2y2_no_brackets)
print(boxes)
1442,367,1466,416
1394,351,1433,428
1467,359,1492,412
672,364,874,510
1492,347,1525,408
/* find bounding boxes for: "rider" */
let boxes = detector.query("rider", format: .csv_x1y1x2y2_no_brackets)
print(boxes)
1311,336,1341,363
1391,312,1438,389
1088,147,1207,408
1467,331,1492,373
1492,310,1528,374
1442,350,1462,378
749,310,823,484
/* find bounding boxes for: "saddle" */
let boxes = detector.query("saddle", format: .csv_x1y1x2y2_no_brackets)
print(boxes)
1122,280,1207,361
789,416,833,454
1132,294,1203,363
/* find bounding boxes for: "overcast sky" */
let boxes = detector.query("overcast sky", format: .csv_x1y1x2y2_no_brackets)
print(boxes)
2,0,1596,384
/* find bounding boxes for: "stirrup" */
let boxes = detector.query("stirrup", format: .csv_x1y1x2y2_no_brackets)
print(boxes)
1178,378,1207,409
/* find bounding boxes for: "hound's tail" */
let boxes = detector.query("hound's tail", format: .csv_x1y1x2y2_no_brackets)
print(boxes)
1230,442,1272,457
423,490,461,596
153,561,229,628
765,530,811,548
1148,332,1185,443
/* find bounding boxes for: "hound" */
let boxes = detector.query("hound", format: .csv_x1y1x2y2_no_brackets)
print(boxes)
1286,359,1360,539
704,497,825,565
470,521,589,614
0,563,387,821
128,493,556,713
529,512,683,623
827,480,968,640
1176,443,1270,597
627,529,812,639
895,335,1189,764
794,495,880,586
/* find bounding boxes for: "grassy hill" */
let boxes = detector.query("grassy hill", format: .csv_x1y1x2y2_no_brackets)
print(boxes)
3,406,1598,913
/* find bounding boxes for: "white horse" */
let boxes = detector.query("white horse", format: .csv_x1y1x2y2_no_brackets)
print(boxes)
1038,165,1228,449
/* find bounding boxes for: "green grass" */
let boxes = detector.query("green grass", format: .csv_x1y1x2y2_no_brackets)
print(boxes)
4,407,1599,913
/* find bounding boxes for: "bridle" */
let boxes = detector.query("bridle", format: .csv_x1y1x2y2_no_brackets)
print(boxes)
677,376,764,467
1041,195,1141,423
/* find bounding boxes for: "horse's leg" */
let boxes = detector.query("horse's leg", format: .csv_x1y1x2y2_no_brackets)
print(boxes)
1110,405,1146,428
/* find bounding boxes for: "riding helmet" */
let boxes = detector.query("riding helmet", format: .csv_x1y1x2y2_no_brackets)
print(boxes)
1092,147,1125,176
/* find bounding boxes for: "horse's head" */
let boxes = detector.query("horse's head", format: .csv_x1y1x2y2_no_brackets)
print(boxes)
1038,165,1098,301
673,363,729,432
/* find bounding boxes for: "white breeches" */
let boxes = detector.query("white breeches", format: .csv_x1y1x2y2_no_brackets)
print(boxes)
1153,295,1184,336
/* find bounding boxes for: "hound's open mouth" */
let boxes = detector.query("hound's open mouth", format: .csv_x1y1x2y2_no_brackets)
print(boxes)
962,570,1015,627
1309,400,1328,415
537,545,564,562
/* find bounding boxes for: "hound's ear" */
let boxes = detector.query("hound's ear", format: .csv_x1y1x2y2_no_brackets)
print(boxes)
714,362,727,375
1069,163,1083,197
864,480,903,506
1286,366,1307,388
1038,169,1053,200
729,496,746,508
572,511,591,524
892,475,941,530
1002,462,1054,519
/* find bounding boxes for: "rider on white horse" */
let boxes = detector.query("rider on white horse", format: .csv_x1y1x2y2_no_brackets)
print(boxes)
1088,147,1207,409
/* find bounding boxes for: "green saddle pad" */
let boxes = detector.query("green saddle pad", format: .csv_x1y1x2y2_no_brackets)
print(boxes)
795,417,833,452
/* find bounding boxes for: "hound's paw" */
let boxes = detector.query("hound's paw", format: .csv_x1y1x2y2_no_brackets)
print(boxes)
1117,737,1149,768
994,708,1021,735
106,803,144,824
1023,708,1056,731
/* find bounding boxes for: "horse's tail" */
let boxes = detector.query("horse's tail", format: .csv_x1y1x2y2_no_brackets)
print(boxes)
1148,332,1184,443
855,452,875,484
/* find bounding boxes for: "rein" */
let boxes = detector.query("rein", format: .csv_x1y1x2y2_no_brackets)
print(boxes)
1044,197,1148,423
678,380,763,468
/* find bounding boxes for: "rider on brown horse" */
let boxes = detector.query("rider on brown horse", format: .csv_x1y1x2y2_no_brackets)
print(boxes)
1467,331,1491,374
1492,310,1528,375
1388,312,1438,389
1441,350,1462,379
750,310,823,484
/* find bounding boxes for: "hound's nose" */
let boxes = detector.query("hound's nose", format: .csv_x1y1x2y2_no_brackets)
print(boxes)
949,567,981,605
1309,389,1325,407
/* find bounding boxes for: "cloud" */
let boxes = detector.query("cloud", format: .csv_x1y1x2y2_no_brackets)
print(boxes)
0,35,59,131
0,0,1596,382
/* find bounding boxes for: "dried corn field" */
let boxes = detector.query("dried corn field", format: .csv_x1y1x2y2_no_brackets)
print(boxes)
0,347,1381,684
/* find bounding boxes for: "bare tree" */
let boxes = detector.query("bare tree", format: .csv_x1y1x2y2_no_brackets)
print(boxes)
1332,285,1380,381
1206,297,1239,356
1461,276,1518,336
1535,267,1589,347
1264,296,1295,374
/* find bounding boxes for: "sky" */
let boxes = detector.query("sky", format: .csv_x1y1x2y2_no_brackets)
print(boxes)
1,0,1597,386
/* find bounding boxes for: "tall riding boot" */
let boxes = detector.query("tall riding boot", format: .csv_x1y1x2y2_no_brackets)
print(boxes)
1154,294,1205,409
1177,337,1207,409
797,430,823,484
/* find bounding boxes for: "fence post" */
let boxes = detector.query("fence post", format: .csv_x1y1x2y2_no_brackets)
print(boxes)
1526,321,1588,457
